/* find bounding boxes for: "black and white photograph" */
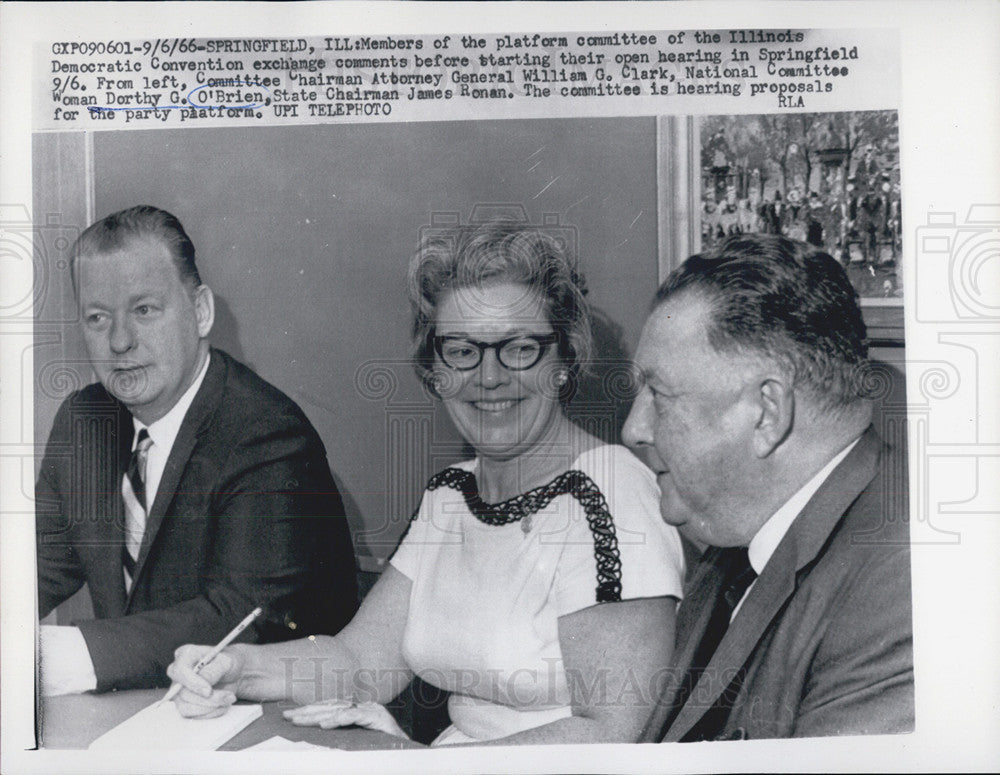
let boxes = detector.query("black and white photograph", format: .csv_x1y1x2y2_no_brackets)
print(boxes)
2,3,998,774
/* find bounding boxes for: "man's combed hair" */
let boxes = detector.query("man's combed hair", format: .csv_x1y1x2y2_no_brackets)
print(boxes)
70,205,201,292
407,220,593,393
656,233,875,410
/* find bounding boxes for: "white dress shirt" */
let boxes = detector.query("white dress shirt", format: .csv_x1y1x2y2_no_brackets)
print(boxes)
131,352,212,514
40,354,211,696
730,436,861,620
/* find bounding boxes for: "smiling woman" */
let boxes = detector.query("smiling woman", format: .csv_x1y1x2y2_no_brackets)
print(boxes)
166,221,686,747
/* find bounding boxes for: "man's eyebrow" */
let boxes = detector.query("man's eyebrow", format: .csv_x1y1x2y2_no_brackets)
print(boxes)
120,292,163,307
638,367,676,393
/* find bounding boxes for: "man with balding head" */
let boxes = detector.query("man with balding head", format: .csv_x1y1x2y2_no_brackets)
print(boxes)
624,233,912,741
36,206,358,694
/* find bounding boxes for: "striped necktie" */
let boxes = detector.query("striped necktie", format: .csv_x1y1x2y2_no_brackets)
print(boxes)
122,428,152,581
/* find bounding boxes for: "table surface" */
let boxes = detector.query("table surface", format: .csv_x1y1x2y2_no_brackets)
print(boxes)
41,689,424,751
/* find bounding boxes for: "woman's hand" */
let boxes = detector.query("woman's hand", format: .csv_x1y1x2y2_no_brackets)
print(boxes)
166,644,245,719
283,699,409,739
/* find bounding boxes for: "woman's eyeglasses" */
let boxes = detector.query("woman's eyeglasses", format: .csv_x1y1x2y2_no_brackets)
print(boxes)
433,333,559,371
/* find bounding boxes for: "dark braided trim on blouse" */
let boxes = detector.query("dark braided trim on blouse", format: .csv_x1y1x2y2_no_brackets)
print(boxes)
426,467,623,603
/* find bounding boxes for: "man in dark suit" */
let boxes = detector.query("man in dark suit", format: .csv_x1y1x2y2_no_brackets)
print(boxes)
623,233,912,741
37,206,358,694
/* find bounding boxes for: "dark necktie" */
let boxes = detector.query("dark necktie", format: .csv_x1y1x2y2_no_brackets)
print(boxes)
644,546,758,742
692,547,757,672
122,428,152,580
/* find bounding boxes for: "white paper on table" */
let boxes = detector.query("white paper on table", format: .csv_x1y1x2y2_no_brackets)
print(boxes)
242,736,336,752
88,701,262,750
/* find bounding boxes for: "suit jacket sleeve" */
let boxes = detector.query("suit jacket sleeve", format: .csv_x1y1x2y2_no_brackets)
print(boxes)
793,541,914,736
76,407,358,691
36,397,88,618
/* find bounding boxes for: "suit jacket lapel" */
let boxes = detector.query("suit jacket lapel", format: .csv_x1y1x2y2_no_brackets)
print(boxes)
666,552,798,740
666,427,883,741
639,549,727,741
127,351,227,606
673,553,729,675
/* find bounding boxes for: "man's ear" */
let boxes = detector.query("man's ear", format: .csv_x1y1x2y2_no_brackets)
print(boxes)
751,376,794,458
193,285,215,338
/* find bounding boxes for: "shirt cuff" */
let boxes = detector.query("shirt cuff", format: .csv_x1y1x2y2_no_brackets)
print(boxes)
39,625,98,695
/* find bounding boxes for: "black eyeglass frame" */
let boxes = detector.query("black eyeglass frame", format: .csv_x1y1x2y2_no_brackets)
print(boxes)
433,332,561,371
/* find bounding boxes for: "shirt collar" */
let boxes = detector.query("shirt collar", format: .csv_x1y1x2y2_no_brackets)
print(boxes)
747,435,862,576
132,351,211,451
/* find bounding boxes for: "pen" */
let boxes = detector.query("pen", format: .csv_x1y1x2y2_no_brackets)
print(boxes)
158,606,263,707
